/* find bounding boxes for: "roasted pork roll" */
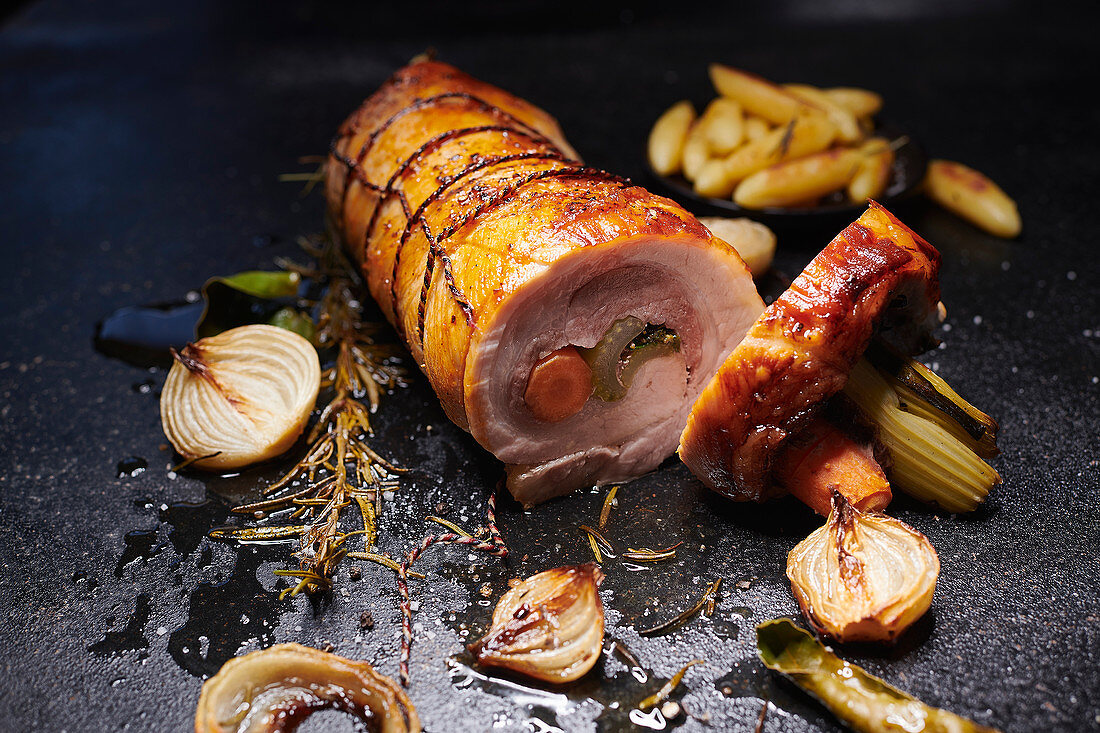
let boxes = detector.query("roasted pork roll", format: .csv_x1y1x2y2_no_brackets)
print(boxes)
326,61,762,505
679,203,942,502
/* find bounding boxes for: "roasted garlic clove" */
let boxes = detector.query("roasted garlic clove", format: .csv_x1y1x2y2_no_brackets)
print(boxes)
470,564,605,683
787,491,939,643
195,643,419,733
698,216,777,276
161,324,320,470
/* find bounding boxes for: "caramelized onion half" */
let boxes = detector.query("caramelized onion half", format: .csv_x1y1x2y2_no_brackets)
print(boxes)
787,492,939,643
194,643,419,733
161,324,320,470
469,564,605,683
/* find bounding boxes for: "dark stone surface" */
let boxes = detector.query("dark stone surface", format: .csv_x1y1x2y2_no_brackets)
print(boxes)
1,1,1098,731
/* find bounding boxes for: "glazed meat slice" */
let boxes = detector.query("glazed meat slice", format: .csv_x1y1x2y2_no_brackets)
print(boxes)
678,202,941,501
326,60,763,505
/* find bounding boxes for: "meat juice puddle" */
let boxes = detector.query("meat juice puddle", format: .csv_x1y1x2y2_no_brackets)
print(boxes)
156,475,293,678
714,657,837,731
114,529,163,578
87,594,153,658
444,648,693,731
109,479,292,678
167,544,285,678
94,300,204,368
94,291,306,677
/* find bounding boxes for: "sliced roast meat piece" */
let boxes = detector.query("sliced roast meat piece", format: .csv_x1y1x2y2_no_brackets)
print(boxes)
678,202,941,502
326,60,763,505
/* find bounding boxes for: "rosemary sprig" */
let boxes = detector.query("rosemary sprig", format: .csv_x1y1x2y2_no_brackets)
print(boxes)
622,542,682,563
426,516,474,537
200,233,510,687
397,483,508,686
278,155,327,197
638,578,722,636
639,659,703,710
210,237,408,598
587,532,604,564
598,485,618,529
579,524,616,557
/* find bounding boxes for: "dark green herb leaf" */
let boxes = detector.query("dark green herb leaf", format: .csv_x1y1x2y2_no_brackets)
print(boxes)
213,270,301,299
268,306,316,341
197,270,302,338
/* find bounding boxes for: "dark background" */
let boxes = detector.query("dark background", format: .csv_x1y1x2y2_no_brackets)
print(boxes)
1,1,1098,731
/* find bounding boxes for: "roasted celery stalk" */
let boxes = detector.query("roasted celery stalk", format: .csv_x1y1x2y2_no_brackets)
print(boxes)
865,343,999,459
757,619,1000,733
842,357,1000,513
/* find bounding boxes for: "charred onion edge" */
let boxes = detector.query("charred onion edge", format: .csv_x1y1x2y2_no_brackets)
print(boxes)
160,325,320,471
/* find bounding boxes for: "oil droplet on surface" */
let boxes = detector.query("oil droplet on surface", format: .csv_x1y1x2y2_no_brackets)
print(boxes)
94,300,203,368
117,456,148,478
446,659,576,718
131,378,157,394
87,595,152,657
167,547,283,678
114,529,162,577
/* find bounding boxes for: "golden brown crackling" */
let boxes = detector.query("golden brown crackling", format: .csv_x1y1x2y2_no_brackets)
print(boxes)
678,203,940,501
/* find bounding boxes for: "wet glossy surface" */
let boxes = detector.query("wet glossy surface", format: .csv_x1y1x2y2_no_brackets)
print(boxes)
1,1,1098,731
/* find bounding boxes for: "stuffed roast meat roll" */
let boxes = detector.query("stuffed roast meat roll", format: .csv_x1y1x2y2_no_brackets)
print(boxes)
326,60,762,505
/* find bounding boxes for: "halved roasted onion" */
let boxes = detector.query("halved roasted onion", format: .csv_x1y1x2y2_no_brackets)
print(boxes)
469,564,605,683
194,643,419,733
161,324,320,470
787,491,939,643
